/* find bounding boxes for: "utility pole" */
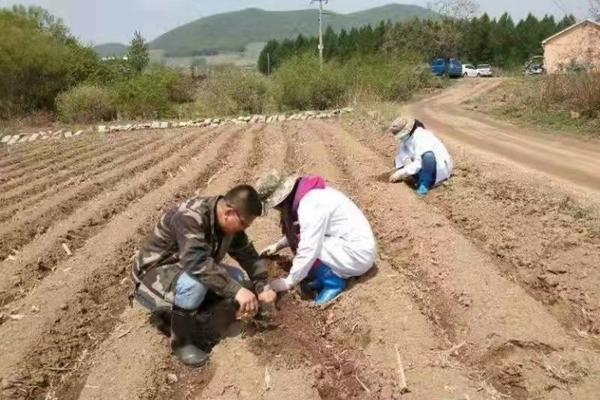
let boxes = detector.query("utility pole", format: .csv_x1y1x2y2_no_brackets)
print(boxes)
311,0,328,68
267,52,271,76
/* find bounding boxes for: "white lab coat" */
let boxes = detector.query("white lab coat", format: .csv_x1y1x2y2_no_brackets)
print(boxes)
394,127,453,185
282,187,377,288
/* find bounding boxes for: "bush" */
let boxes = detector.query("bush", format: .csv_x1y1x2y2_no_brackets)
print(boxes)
271,54,348,111
191,66,269,116
539,72,600,117
0,7,100,119
113,67,183,119
56,84,116,123
342,54,436,102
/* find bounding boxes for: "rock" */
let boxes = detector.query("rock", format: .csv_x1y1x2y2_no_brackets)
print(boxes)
166,373,178,384
570,111,580,120
64,131,73,138
60,303,68,311
53,129,64,136
150,121,161,129
97,125,108,133
1,135,11,143
340,362,354,376
311,364,324,379
74,130,84,136
19,135,30,143
31,306,40,313
538,274,559,287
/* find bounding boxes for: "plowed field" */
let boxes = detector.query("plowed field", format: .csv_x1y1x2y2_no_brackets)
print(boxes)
1,80,599,400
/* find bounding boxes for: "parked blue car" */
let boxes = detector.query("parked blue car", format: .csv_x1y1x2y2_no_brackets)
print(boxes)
431,58,463,78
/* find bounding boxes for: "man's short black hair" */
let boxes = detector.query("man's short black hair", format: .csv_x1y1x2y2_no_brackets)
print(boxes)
224,185,263,218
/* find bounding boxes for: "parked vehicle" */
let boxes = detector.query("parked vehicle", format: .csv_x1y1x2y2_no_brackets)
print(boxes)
462,63,477,77
476,64,493,77
524,56,545,75
431,58,463,78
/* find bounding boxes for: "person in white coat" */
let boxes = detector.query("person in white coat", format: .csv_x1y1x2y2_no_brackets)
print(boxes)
388,117,453,196
256,171,377,305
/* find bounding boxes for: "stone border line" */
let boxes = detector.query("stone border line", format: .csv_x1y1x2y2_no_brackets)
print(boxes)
1,108,353,147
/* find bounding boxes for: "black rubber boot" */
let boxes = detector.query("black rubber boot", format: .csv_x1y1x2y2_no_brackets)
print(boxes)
149,306,172,337
171,307,209,367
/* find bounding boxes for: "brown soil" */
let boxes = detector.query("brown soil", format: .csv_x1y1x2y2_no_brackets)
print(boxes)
1,83,600,400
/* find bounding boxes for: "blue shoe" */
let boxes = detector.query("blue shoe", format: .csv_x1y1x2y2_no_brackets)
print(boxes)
416,184,429,197
306,279,323,291
315,286,345,305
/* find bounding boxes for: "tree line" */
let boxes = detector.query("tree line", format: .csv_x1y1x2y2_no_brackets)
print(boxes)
258,12,577,74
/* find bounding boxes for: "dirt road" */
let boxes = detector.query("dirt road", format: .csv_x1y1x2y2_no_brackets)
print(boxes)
1,84,599,400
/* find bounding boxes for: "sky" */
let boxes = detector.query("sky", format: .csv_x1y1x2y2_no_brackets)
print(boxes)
0,0,593,44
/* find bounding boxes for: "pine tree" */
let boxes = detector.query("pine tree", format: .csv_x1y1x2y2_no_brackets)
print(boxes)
257,40,279,75
127,31,149,74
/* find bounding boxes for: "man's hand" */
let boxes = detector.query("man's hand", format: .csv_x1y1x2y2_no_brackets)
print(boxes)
258,289,277,304
235,287,259,319
259,243,280,257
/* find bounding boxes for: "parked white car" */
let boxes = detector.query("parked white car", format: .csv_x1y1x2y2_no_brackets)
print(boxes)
476,64,493,77
462,64,477,77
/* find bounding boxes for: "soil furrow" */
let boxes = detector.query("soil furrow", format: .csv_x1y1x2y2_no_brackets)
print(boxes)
0,135,142,184
0,128,222,307
0,126,244,400
308,120,600,399
0,135,162,213
79,127,264,400
0,131,202,260
70,125,263,400
342,117,600,339
0,137,101,173
281,122,486,399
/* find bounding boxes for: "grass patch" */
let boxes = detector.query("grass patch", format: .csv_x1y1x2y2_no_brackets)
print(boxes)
467,75,600,137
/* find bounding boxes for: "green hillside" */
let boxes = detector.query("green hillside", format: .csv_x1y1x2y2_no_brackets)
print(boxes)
93,42,128,58
150,4,436,57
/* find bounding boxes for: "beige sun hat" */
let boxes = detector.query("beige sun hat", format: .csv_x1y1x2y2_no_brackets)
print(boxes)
388,116,416,141
255,170,299,212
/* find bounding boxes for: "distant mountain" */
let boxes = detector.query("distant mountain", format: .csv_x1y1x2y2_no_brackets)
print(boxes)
150,4,436,57
93,43,128,58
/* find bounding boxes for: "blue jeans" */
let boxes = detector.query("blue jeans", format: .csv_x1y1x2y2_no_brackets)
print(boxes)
174,267,246,310
417,151,437,189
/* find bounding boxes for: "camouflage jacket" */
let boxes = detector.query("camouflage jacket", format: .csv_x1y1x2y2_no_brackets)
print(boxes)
131,195,268,301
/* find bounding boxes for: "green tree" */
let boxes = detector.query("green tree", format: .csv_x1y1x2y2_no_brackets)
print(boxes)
127,31,149,74
0,7,100,118
258,40,279,74
490,13,518,66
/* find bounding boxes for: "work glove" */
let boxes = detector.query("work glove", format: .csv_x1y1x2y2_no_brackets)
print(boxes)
389,167,408,183
260,243,281,257
270,278,292,292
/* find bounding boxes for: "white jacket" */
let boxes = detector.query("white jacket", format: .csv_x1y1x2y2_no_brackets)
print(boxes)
282,187,376,288
394,127,453,185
